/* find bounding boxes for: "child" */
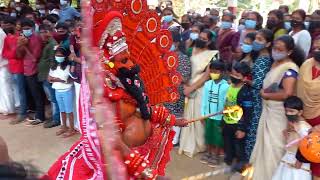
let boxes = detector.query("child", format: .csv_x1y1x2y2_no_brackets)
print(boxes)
223,62,253,171
272,96,312,180
48,47,77,138
200,60,229,167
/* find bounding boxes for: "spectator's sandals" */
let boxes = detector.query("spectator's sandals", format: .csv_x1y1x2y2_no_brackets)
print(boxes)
26,119,43,126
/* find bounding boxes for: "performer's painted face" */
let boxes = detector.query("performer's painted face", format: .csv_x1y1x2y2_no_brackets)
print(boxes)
113,51,134,71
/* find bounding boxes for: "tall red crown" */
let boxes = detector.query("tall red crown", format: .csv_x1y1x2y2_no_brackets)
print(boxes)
91,0,182,107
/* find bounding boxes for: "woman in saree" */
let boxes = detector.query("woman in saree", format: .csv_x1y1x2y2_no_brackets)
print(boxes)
297,36,320,180
250,35,304,180
179,29,218,158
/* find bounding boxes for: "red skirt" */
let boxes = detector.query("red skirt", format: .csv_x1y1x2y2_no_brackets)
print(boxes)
308,115,320,176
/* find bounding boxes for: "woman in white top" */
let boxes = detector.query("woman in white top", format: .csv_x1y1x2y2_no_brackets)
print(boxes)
289,9,312,59
48,47,76,138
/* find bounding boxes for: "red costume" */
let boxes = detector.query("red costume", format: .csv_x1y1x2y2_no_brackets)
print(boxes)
43,1,182,179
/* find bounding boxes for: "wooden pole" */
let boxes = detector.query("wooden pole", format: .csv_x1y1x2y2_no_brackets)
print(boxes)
186,112,223,124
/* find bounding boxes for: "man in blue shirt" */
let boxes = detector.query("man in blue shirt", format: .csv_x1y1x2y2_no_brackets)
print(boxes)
59,0,80,23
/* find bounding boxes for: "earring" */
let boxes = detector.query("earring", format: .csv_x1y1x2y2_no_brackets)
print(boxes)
108,62,115,68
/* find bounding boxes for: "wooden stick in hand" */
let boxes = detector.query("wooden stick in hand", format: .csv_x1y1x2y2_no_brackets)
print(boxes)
186,112,223,124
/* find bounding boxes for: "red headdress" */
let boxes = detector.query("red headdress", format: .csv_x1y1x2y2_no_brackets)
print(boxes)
92,11,129,69
91,0,182,105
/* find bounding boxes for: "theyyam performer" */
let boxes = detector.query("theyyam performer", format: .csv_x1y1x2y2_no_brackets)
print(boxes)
41,0,189,179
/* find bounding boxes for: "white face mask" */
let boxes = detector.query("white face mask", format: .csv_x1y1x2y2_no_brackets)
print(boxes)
16,6,21,11
39,10,46,14
60,0,68,6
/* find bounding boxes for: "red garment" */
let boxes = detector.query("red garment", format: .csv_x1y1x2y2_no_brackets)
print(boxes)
2,34,24,74
312,65,320,80
16,34,43,76
307,115,320,176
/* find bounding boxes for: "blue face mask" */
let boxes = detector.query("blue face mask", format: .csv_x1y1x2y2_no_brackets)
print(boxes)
245,19,257,29
304,21,310,30
189,32,199,40
241,43,253,53
284,21,291,31
55,56,65,63
272,49,288,61
22,29,33,37
163,15,173,23
169,44,176,51
221,21,232,29
252,41,265,51
238,24,245,31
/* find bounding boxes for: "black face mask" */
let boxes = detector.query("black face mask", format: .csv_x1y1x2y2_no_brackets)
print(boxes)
291,20,304,28
313,50,320,62
266,19,278,29
230,76,242,85
286,114,299,122
195,39,207,49
181,23,190,30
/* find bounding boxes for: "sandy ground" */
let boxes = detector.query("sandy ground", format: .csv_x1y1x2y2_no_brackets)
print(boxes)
0,114,235,180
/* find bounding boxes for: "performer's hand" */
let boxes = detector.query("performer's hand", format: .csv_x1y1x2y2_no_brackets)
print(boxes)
294,160,302,169
235,130,245,139
174,119,188,127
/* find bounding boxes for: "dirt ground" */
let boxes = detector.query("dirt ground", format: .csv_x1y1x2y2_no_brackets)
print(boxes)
0,114,235,180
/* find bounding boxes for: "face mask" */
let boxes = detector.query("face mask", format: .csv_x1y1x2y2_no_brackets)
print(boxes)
169,44,176,51
245,19,257,29
22,29,33,37
238,24,245,31
163,15,173,23
304,21,310,30
221,21,232,29
189,32,199,40
210,73,221,80
230,76,242,84
252,41,265,51
195,39,207,49
284,21,291,31
266,19,278,29
291,20,303,28
60,0,68,6
10,13,16,17
35,5,41,9
286,114,299,122
313,50,320,62
241,43,253,53
55,56,65,63
39,10,46,14
16,7,21,12
272,49,288,61
181,23,190,30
